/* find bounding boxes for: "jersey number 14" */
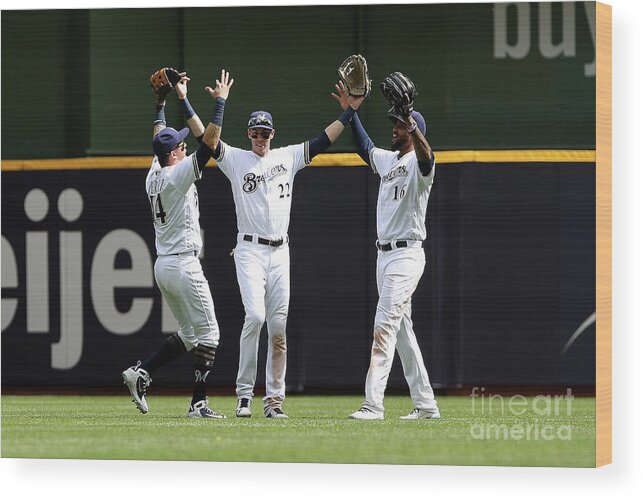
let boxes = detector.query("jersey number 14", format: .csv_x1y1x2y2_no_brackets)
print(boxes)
149,194,167,225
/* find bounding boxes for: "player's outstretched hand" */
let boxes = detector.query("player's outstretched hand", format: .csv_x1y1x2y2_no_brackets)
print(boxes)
332,80,365,112
174,72,190,100
331,80,349,110
206,69,234,101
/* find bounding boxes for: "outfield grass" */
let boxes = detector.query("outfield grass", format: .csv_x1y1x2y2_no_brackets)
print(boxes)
1,395,595,466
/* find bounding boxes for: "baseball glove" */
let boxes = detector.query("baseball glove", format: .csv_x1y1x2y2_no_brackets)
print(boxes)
150,67,182,104
379,71,418,118
337,54,371,98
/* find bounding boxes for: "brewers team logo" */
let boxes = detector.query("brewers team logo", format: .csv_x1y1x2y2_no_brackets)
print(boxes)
382,164,409,183
243,164,287,193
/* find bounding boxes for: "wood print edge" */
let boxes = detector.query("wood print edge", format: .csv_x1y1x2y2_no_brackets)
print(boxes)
595,0,612,468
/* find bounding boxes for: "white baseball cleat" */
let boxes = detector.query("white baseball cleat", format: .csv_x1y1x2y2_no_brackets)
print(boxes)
399,408,441,420
188,398,226,419
264,406,289,419
236,398,252,417
349,406,384,420
122,361,152,414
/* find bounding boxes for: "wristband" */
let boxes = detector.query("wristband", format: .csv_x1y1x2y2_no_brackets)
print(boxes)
154,103,166,124
338,106,356,126
211,97,226,126
180,97,196,119
407,122,418,134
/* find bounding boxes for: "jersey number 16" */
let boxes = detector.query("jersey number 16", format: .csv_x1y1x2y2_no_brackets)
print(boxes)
393,185,406,200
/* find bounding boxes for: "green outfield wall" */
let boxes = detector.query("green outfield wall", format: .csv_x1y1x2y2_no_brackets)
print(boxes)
2,3,596,159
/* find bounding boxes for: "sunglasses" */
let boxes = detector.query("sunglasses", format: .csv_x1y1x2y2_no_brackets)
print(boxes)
173,141,187,152
250,130,272,139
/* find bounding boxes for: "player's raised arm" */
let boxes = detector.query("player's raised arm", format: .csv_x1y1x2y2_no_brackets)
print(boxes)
331,80,374,166
302,55,371,160
403,112,435,176
303,90,365,160
152,101,167,139
380,72,434,176
150,67,184,138
203,69,234,153
174,72,206,140
326,90,365,142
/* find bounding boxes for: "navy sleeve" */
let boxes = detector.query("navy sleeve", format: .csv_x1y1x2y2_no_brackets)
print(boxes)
307,131,332,159
212,142,222,161
195,141,212,171
351,113,374,166
418,150,435,176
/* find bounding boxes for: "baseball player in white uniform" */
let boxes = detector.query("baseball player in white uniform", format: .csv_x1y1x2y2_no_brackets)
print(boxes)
211,81,364,418
332,81,441,420
122,70,233,418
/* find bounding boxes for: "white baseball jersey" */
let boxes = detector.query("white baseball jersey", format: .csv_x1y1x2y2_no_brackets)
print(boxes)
215,141,310,238
146,153,203,256
369,147,436,242
215,140,310,408
360,146,439,415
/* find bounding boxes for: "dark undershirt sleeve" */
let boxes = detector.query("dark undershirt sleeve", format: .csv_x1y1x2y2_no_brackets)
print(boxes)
307,131,332,159
418,151,435,177
418,151,435,176
212,142,222,161
350,113,375,166
195,141,212,171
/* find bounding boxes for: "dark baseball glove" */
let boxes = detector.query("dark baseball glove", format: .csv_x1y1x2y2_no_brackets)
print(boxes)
150,67,182,104
338,54,371,98
379,71,418,119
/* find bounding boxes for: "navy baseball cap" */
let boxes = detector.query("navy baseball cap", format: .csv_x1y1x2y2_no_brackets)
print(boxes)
409,111,427,135
247,111,274,130
153,127,190,157
388,110,427,136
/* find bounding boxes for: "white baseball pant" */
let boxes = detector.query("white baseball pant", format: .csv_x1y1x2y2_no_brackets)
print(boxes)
154,254,220,350
363,245,438,414
233,237,289,408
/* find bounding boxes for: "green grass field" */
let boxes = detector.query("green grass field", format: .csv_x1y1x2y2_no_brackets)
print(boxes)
1,394,595,467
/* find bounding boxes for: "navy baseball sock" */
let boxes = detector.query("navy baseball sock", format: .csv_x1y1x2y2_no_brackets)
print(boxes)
140,333,187,373
191,344,216,404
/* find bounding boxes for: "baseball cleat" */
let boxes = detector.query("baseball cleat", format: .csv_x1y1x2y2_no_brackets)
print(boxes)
399,408,441,420
349,406,384,420
264,406,289,419
188,398,226,419
236,398,252,417
122,361,152,414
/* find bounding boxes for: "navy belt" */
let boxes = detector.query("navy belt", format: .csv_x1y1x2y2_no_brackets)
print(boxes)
169,250,198,257
376,241,423,251
243,234,285,247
